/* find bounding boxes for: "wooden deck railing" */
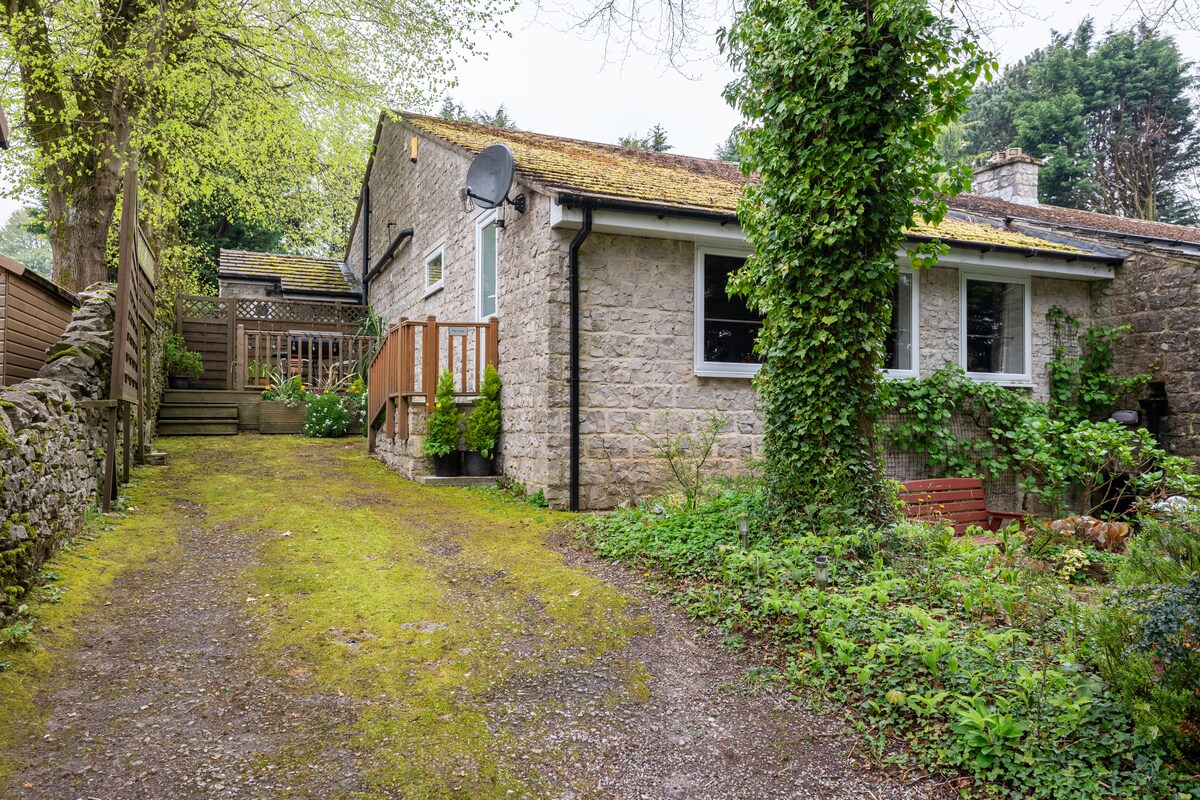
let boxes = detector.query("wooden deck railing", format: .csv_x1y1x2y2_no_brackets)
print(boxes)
236,326,377,389
367,315,499,451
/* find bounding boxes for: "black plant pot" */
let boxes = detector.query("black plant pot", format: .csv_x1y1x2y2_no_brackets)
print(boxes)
168,375,190,389
463,451,493,477
432,452,461,478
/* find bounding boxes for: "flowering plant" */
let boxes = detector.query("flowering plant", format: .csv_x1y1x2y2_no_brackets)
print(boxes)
422,369,460,457
304,390,350,437
261,372,307,407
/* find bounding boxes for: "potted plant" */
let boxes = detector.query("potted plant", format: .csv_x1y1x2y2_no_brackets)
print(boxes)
165,333,204,389
423,369,462,477
246,359,270,388
259,372,308,433
463,365,501,476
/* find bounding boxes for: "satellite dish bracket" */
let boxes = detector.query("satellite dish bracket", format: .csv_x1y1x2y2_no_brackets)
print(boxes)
462,188,526,215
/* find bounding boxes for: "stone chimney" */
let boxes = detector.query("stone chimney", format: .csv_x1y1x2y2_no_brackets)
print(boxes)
972,148,1043,205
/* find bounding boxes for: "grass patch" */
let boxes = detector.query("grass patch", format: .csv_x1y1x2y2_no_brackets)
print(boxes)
168,435,653,798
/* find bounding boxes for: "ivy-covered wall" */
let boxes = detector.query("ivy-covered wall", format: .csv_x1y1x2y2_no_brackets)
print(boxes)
1,285,116,613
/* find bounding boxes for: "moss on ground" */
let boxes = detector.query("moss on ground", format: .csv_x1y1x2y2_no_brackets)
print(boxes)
0,469,183,782
158,435,653,797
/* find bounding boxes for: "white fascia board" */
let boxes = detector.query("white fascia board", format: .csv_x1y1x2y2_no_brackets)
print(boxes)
550,202,745,247
903,246,1115,281
549,201,1113,280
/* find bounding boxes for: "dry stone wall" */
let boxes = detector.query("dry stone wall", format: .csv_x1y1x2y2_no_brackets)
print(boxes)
1093,245,1200,457
1,286,115,612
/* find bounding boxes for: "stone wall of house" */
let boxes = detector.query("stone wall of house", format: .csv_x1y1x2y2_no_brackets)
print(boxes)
1092,245,1200,457
1,286,115,613
558,233,761,509
348,121,568,496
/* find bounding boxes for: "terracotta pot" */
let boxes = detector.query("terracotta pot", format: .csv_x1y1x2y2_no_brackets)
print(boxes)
463,451,493,477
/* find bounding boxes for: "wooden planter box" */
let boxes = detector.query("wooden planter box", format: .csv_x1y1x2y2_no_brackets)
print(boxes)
259,401,306,434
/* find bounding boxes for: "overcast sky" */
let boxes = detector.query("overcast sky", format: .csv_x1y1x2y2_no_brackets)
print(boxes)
2,0,1197,224
446,0,1200,157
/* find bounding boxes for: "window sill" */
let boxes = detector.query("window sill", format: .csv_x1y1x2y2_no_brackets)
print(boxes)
964,372,1033,387
694,364,760,379
423,282,444,299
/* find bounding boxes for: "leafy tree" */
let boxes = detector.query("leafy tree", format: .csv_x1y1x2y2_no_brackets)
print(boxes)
0,0,505,291
0,208,52,277
963,20,1200,222
721,0,988,523
619,124,672,152
439,96,518,128
714,128,741,161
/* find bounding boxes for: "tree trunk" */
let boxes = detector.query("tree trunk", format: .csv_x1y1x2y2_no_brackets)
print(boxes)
45,135,127,292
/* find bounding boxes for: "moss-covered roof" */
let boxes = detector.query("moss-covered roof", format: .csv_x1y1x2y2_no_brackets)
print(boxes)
219,249,356,295
403,113,1088,256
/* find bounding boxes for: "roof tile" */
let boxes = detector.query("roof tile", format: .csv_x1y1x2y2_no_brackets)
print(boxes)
218,249,355,295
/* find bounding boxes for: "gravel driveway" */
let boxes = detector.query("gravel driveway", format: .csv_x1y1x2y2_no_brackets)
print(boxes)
2,436,952,799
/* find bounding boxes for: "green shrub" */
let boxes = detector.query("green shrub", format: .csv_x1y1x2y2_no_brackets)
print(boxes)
422,370,460,458
464,365,501,458
579,491,1199,797
261,373,307,407
164,333,204,379
304,391,350,438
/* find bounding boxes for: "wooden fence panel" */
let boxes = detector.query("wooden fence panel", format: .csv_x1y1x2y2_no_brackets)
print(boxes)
0,256,79,386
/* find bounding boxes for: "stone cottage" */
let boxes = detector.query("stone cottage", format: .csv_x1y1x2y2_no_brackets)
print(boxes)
349,114,1131,510
950,149,1200,459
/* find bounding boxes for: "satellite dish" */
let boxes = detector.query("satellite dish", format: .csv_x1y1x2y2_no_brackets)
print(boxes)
460,143,525,214
464,144,515,209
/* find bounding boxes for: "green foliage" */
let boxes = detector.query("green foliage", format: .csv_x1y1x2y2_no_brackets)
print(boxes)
439,97,518,129
962,19,1200,222
881,366,1199,517
464,365,501,459
177,192,286,292
634,411,730,511
0,209,52,278
422,370,461,458
580,492,1200,796
713,127,742,162
303,391,350,438
1046,307,1152,423
618,124,672,152
1087,508,1200,766
719,0,990,524
261,373,307,407
163,333,204,380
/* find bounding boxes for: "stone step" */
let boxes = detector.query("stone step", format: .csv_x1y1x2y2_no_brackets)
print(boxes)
415,476,497,487
158,404,239,420
156,420,239,436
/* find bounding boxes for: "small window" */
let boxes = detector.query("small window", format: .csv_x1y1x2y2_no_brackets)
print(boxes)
424,245,444,294
961,274,1030,382
885,270,919,377
694,248,761,378
476,212,498,319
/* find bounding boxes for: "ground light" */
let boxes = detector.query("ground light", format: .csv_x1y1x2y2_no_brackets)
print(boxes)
814,555,830,589
737,514,749,548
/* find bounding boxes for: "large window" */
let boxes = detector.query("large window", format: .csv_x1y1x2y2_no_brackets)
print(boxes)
476,211,498,319
694,248,762,377
885,270,918,377
961,274,1030,382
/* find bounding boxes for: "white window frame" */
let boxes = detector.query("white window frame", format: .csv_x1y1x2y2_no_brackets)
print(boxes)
693,244,759,378
423,242,445,297
475,209,499,320
884,266,920,379
959,271,1033,385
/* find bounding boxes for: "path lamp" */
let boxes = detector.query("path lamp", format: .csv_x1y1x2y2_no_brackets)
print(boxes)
737,514,749,548
814,556,830,589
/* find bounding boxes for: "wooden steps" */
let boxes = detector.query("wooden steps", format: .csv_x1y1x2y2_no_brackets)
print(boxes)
158,389,261,435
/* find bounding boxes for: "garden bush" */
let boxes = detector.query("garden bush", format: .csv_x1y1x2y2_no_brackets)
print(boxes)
304,391,349,438
422,370,460,458
579,490,1200,798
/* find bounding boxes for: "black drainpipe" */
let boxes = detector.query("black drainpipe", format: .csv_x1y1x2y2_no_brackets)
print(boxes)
567,207,593,512
360,183,371,305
